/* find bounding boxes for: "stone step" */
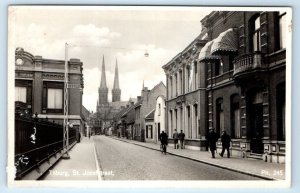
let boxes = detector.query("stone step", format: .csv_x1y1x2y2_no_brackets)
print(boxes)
248,153,263,160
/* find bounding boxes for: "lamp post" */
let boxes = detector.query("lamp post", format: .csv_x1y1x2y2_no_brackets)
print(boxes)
62,42,70,159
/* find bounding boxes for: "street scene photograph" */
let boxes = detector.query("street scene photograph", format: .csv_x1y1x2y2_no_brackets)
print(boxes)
7,6,291,188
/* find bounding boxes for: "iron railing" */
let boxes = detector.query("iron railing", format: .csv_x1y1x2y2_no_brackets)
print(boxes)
14,112,77,180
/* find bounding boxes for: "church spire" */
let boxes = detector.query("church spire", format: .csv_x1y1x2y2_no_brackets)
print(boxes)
113,58,119,89
100,55,107,89
112,57,121,102
98,55,108,105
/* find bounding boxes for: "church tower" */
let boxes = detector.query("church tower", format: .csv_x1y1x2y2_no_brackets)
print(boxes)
112,58,121,102
98,55,109,106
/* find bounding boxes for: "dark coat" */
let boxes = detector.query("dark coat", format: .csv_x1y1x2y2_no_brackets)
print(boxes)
178,132,185,140
160,133,168,145
206,131,219,150
221,133,231,148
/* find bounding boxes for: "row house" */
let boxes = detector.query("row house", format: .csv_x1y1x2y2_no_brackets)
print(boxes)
133,82,166,142
163,11,288,163
162,32,208,150
15,47,85,135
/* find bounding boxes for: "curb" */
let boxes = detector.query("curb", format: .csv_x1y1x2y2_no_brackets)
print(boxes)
110,136,276,181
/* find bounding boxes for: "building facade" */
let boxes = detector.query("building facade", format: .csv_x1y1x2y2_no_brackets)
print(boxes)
153,95,166,143
162,33,208,150
200,11,286,163
134,82,166,142
162,11,287,163
15,47,85,134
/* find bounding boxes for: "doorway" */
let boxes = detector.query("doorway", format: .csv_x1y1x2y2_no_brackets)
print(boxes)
250,104,264,154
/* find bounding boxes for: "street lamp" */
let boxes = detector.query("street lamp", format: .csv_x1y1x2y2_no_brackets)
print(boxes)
62,42,70,159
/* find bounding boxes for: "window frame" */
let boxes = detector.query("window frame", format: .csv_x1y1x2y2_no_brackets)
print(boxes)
250,15,261,52
278,11,287,50
42,81,64,114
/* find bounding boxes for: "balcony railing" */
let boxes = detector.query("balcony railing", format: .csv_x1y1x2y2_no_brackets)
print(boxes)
233,52,266,77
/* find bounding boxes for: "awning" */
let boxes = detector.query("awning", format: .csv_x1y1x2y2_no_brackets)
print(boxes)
211,28,238,55
198,40,220,62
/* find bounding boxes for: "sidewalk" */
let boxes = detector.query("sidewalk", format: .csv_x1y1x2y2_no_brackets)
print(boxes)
44,136,100,180
110,136,286,180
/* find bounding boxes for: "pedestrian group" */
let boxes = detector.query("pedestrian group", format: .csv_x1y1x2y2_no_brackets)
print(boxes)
160,128,231,158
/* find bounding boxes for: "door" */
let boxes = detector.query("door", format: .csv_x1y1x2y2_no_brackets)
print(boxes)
250,104,264,154
157,123,161,142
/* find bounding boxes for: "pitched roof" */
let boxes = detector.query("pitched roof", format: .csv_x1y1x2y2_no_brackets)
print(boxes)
145,109,155,120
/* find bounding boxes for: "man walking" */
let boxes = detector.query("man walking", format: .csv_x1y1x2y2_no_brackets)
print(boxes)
173,129,179,149
159,131,168,155
219,130,231,158
206,128,219,158
178,130,185,149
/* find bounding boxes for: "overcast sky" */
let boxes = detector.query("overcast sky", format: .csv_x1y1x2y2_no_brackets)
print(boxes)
11,6,210,112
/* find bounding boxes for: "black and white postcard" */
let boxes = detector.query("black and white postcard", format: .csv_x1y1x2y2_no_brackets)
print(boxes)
7,6,292,188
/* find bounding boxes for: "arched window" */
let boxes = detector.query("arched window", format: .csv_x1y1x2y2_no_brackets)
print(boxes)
250,16,261,52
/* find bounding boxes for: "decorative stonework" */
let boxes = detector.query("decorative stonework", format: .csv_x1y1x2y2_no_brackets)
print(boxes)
15,72,33,79
42,73,64,80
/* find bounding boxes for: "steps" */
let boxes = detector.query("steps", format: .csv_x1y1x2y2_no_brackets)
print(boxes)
248,152,263,160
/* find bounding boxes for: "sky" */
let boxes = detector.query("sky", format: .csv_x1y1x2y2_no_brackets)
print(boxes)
11,6,210,112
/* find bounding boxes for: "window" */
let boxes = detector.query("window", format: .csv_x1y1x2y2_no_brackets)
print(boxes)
251,16,261,52
146,125,153,138
216,98,224,135
47,88,63,109
175,109,178,130
175,74,178,96
215,60,223,76
231,94,240,138
187,66,191,92
15,86,27,103
42,81,64,113
278,11,287,49
158,104,161,116
179,70,183,95
170,76,173,98
194,61,198,90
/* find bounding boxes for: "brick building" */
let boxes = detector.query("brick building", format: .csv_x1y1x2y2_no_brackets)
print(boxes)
201,11,287,162
162,32,208,150
163,11,287,163
14,47,84,134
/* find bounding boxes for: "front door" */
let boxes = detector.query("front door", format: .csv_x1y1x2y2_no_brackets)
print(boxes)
157,123,161,142
250,104,264,154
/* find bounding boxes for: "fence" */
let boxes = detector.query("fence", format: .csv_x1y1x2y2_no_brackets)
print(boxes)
14,113,77,180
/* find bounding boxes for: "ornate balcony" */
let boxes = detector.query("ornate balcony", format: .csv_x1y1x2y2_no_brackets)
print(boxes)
233,52,267,80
